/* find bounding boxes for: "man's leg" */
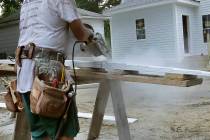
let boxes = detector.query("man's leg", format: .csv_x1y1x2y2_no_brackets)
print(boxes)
58,97,79,139
21,92,48,140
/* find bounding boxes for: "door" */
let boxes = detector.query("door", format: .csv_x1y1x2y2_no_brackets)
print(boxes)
182,15,190,54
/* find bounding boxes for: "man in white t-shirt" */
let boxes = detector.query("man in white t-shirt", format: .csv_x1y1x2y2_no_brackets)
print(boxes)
16,0,93,139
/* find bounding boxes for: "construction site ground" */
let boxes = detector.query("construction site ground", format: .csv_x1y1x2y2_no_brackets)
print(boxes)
1,78,210,140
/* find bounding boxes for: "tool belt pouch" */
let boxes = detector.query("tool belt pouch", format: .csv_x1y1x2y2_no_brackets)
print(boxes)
4,80,24,112
30,76,71,118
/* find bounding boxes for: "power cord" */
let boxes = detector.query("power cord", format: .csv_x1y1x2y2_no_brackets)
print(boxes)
72,41,86,95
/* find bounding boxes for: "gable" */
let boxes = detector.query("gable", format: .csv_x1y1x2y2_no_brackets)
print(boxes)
105,0,200,14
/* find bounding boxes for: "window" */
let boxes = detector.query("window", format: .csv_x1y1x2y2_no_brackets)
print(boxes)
202,15,210,43
136,19,146,40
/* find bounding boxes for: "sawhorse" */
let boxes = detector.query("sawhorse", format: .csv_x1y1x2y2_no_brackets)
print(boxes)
75,68,203,140
0,64,202,140
87,80,131,140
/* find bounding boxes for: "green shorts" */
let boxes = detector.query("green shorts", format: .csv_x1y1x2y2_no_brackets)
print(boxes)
21,93,80,140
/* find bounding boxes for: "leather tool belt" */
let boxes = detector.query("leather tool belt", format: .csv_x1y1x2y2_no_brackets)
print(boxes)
16,43,70,118
18,43,65,63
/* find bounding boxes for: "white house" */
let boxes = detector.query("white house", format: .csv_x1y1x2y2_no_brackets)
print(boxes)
0,8,109,57
105,0,210,66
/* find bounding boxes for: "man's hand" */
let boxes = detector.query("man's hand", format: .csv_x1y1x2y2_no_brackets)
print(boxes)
69,19,93,43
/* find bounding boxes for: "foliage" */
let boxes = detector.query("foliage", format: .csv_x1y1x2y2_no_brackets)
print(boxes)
102,0,121,9
75,0,103,13
0,0,121,17
75,0,121,13
0,0,21,17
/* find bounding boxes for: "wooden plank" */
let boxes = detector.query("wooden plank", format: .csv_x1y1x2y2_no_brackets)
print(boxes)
0,63,204,87
73,69,203,87
88,80,110,140
65,60,210,77
165,73,197,80
109,80,131,140
13,112,31,140
1,59,210,77
0,64,15,76
185,78,203,87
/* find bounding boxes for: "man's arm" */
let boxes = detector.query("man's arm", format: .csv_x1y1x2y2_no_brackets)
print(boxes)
69,19,93,43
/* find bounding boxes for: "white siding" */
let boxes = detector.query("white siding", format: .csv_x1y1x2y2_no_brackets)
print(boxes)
200,0,210,15
175,5,206,58
111,4,176,66
0,24,19,56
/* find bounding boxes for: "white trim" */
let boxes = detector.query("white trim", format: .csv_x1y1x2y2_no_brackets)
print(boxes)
106,0,199,14
81,16,110,20
177,0,200,7
173,5,180,61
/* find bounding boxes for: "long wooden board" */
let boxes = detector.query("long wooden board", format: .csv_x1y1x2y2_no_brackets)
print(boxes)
1,59,210,77
0,62,203,87
0,64,16,76
72,69,203,87
65,60,210,77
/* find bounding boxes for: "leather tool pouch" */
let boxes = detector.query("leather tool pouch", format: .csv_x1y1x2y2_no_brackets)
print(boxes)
30,76,71,118
30,59,72,118
4,80,24,112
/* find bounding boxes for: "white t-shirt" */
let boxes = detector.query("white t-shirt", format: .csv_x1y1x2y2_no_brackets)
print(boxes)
17,0,79,93
18,0,79,51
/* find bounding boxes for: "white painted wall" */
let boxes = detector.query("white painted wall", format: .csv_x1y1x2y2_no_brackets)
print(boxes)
200,0,210,15
175,4,206,59
82,18,105,37
111,4,177,66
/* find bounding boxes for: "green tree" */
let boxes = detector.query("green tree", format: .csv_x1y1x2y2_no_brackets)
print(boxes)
75,0,121,13
0,0,21,17
0,0,121,17
75,0,103,13
102,0,121,9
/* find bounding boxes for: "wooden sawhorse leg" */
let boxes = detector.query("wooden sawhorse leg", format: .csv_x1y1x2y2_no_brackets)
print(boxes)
13,112,31,140
88,80,131,140
88,80,110,140
109,80,131,140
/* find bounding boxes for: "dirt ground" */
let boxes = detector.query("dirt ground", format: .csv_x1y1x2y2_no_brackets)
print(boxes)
76,78,210,140
2,78,210,139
